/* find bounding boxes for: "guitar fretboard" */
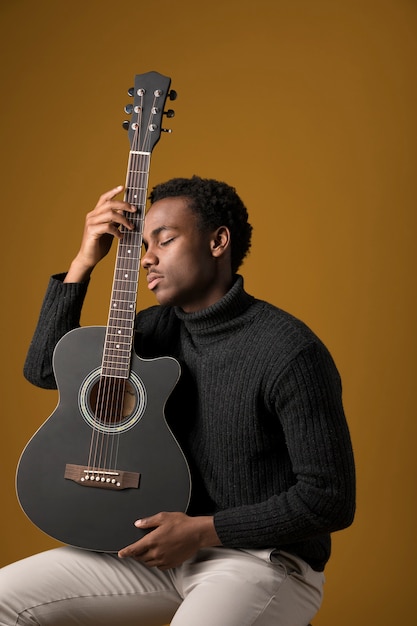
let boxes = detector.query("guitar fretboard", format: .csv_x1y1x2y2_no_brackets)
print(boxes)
101,151,150,378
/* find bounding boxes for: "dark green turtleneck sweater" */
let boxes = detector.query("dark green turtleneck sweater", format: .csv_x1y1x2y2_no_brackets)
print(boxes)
24,274,355,571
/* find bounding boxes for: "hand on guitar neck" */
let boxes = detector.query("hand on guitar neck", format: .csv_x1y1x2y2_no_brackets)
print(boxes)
65,185,137,283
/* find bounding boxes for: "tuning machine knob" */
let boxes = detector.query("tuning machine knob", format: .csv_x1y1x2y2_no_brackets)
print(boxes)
168,89,177,101
164,109,175,118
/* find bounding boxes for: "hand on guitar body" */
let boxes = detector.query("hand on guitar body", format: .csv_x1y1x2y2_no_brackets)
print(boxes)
118,512,221,570
65,185,136,283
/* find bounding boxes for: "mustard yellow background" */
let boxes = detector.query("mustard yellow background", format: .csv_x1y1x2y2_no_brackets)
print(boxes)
1,1,416,624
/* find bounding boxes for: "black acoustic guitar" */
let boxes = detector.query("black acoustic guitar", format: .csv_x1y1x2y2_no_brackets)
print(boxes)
16,71,191,552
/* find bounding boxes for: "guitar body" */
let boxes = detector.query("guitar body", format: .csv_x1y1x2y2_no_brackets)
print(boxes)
16,326,191,552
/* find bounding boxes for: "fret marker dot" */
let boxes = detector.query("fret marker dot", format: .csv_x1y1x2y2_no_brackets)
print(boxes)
128,249,132,254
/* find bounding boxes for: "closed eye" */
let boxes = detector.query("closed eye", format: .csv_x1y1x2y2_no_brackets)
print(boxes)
160,237,175,247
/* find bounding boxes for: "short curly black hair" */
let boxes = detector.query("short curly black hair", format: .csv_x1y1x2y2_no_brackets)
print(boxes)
149,175,252,273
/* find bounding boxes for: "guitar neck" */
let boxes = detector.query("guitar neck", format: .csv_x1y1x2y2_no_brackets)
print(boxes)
97,70,173,379
101,150,150,379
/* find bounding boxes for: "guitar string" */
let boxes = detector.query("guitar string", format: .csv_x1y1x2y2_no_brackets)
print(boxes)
104,125,150,471
105,129,148,471
86,94,145,477
88,92,157,480
110,168,146,471
100,130,145,473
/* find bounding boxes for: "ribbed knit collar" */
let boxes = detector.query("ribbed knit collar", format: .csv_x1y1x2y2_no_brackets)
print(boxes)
174,275,255,337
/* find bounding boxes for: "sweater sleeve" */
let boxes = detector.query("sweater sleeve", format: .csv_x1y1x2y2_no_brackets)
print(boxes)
23,274,89,389
213,342,356,554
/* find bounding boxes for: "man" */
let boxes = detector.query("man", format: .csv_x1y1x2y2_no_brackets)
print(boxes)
0,176,355,625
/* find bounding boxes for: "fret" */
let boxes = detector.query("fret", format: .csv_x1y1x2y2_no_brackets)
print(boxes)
109,296,137,305
111,282,138,291
107,317,135,327
103,358,131,367
118,243,142,250
102,357,131,365
104,344,132,353
107,321,135,332
115,257,141,266
105,316,135,327
103,353,131,363
109,300,136,310
104,326,135,340
127,169,149,177
110,282,138,289
108,304,136,313
104,337,132,346
110,291,138,300
103,342,133,354
126,186,147,194
102,367,131,375
105,332,132,341
105,340,132,348
117,241,142,249
104,338,132,348
107,322,135,331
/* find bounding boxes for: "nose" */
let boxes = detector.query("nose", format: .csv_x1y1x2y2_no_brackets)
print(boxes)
141,246,158,269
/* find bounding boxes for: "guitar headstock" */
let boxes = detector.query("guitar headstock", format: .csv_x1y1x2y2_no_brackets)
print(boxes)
123,71,176,153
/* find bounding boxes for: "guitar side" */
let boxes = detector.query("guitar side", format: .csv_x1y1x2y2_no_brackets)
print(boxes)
16,326,191,552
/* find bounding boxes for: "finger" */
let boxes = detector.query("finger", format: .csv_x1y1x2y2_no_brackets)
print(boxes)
118,542,145,559
117,529,153,559
87,206,136,234
100,185,124,203
99,186,137,214
134,515,159,529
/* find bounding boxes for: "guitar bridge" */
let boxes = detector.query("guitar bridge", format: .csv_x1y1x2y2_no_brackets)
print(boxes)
64,464,140,490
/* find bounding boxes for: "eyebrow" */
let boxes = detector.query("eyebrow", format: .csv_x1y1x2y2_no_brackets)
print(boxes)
151,225,174,236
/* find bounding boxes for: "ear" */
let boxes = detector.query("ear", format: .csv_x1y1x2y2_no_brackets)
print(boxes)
210,226,231,259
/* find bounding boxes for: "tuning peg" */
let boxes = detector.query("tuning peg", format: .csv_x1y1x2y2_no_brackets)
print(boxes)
164,109,175,118
161,128,173,133
168,90,177,101
122,120,130,130
124,104,134,114
127,87,134,97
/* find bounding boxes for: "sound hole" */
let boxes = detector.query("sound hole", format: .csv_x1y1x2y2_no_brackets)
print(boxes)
79,368,147,434
89,379,137,426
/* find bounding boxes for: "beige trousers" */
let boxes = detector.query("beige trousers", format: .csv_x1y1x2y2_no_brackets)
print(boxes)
0,546,324,625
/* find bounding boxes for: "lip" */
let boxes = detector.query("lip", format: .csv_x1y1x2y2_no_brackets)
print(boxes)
146,273,163,290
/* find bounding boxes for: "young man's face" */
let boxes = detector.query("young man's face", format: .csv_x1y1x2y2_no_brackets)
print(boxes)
141,196,228,312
